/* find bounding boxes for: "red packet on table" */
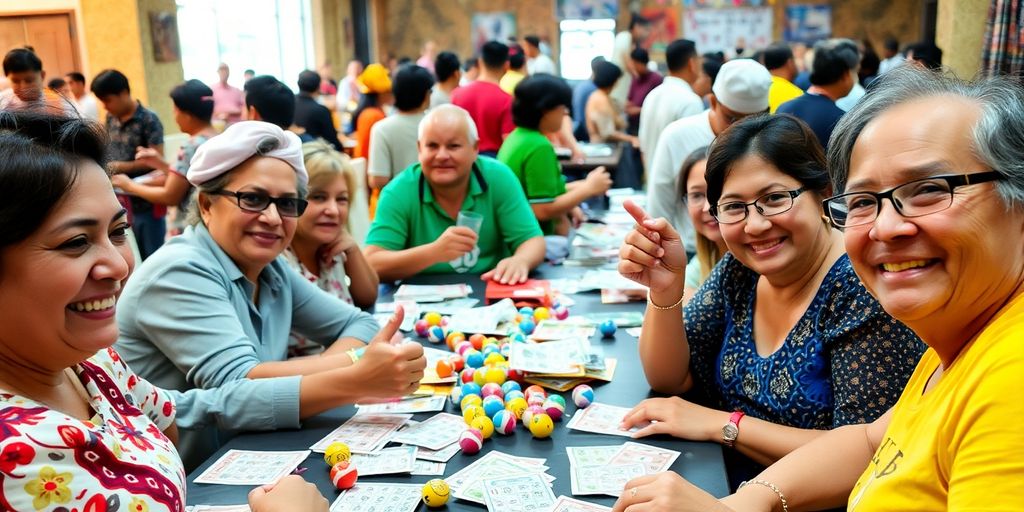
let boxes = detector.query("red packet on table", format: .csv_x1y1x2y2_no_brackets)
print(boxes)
484,279,553,307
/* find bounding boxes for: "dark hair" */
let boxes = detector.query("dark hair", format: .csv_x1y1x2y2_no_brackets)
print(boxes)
810,39,860,86
705,114,828,208
244,68,256,76
297,70,322,93
244,75,296,129
884,37,899,53
512,74,572,129
592,61,623,89
508,45,526,70
65,71,86,84
703,56,723,86
91,69,130,98
630,48,650,64
463,56,479,72
906,41,942,70
397,56,413,67
47,78,67,90
393,64,435,111
665,39,697,72
3,48,42,75
0,111,107,252
170,79,214,123
435,52,461,82
762,43,794,71
629,14,650,30
481,41,510,70
677,145,710,202
352,93,380,126
523,35,541,49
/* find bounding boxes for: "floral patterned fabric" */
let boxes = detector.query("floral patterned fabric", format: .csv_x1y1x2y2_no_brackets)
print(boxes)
281,247,353,357
0,348,184,511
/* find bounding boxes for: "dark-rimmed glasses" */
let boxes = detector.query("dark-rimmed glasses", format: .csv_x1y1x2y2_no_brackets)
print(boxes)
710,188,807,224
208,190,308,217
822,171,1004,228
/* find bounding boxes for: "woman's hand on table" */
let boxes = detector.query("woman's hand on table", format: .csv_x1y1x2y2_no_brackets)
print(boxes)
357,306,426,398
248,475,328,512
613,472,734,512
618,200,688,296
482,256,530,285
620,397,724,443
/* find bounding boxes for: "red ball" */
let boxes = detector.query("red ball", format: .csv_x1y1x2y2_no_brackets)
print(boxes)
459,428,484,454
330,461,358,490
449,355,465,372
506,368,525,383
525,385,546,399
460,368,476,384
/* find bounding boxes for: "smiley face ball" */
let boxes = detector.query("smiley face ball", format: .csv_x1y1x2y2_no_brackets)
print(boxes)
422,479,450,508
529,413,554,438
323,441,351,466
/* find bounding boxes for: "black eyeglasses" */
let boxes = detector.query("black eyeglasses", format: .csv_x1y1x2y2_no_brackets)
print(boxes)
822,171,1004,228
209,190,308,217
710,188,807,224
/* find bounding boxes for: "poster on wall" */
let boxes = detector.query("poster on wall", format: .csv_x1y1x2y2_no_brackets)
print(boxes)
682,8,773,55
784,5,832,43
557,0,618,20
471,12,517,51
639,6,681,53
149,11,181,63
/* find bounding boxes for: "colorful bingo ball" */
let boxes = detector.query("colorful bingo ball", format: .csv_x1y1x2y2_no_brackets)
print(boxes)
501,381,522,395
481,382,504,399
449,355,465,372
525,385,547,399
519,319,536,335
505,397,528,419
599,319,617,337
518,306,535,317
465,351,485,369
460,393,483,411
507,332,528,343
543,398,565,421
529,413,555,438
493,410,517,434
504,390,525,403
472,368,488,387
572,385,595,408
422,478,451,508
427,325,446,343
463,404,486,424
527,394,546,407
460,368,475,385
440,316,450,327
330,461,358,489
449,385,464,406
546,394,566,408
323,441,351,466
470,415,495,439
424,311,443,326
506,368,525,382
554,306,570,320
459,428,484,454
445,331,466,350
455,340,474,356
481,344,499,357
414,319,430,337
483,336,500,347
469,333,487,350
499,343,512,358
522,404,545,425
483,366,507,384
461,382,482,397
533,307,550,321
435,359,454,378
482,395,505,418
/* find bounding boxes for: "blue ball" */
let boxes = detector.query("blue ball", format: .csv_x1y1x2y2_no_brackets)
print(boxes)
507,332,528,343
482,395,505,418
481,344,500,357
504,390,525,402
465,351,485,368
501,381,522,395
546,394,566,408
599,319,617,337
518,306,535,317
461,383,482,397
427,325,446,343
519,320,536,335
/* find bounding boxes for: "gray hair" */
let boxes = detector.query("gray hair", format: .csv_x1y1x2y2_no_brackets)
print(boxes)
419,104,479,146
828,65,1024,209
186,135,307,226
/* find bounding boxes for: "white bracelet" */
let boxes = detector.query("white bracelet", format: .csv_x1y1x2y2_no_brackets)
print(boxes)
739,480,789,512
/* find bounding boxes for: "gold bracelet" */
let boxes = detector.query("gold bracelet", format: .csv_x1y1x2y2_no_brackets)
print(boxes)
646,290,684,310
739,480,789,512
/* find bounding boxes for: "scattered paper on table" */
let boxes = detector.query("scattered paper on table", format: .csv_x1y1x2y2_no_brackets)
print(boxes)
483,473,557,512
565,445,621,467
390,412,467,450
330,483,423,512
357,395,446,414
548,495,613,512
608,441,681,474
393,283,471,303
309,413,411,453
411,459,447,475
565,403,644,437
570,462,646,497
349,445,416,476
192,449,310,486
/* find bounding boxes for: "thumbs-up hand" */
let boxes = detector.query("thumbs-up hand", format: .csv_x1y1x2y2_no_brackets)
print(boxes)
357,305,426,398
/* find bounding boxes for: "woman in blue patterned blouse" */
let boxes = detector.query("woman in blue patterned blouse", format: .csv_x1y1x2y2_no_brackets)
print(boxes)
617,113,924,486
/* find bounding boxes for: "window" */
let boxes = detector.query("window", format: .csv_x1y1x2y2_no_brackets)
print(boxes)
558,18,615,81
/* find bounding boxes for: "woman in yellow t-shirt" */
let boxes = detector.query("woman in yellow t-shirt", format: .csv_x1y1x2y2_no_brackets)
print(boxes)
610,66,1024,511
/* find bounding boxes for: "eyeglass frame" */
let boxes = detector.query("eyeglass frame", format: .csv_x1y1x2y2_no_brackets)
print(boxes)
207,189,309,218
710,187,807,224
821,171,1004,228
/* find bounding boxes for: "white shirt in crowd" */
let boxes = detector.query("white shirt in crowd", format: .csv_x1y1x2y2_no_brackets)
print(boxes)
637,76,704,161
527,54,557,76
368,111,426,181
75,93,99,120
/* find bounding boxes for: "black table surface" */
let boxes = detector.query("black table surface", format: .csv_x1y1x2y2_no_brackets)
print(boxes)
186,265,728,509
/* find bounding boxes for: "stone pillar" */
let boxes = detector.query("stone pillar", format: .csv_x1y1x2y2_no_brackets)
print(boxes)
936,0,988,78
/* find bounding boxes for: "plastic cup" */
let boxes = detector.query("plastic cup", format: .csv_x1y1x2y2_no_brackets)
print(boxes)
457,211,484,234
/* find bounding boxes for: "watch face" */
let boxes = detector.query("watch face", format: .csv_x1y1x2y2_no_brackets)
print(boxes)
722,423,739,441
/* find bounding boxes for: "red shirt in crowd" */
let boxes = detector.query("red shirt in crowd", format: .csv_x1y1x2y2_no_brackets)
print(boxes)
450,81,514,154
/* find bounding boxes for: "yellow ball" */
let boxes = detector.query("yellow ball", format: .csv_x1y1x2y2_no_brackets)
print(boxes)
463,404,486,425
460,394,483,411
472,368,488,386
505,397,528,419
484,366,507,384
471,415,495,439
422,478,450,508
323,441,351,466
424,312,443,326
533,307,550,321
483,336,499,346
529,413,554,438
484,353,507,367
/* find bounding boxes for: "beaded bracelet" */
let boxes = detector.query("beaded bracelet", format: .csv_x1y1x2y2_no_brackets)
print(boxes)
646,290,684,310
738,480,789,512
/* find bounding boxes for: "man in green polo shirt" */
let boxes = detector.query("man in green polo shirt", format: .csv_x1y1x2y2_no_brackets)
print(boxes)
364,104,546,283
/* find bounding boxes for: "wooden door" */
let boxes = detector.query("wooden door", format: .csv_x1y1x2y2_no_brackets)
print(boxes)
0,13,80,78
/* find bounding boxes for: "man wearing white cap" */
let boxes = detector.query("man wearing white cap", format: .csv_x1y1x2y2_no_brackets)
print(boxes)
645,58,771,254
